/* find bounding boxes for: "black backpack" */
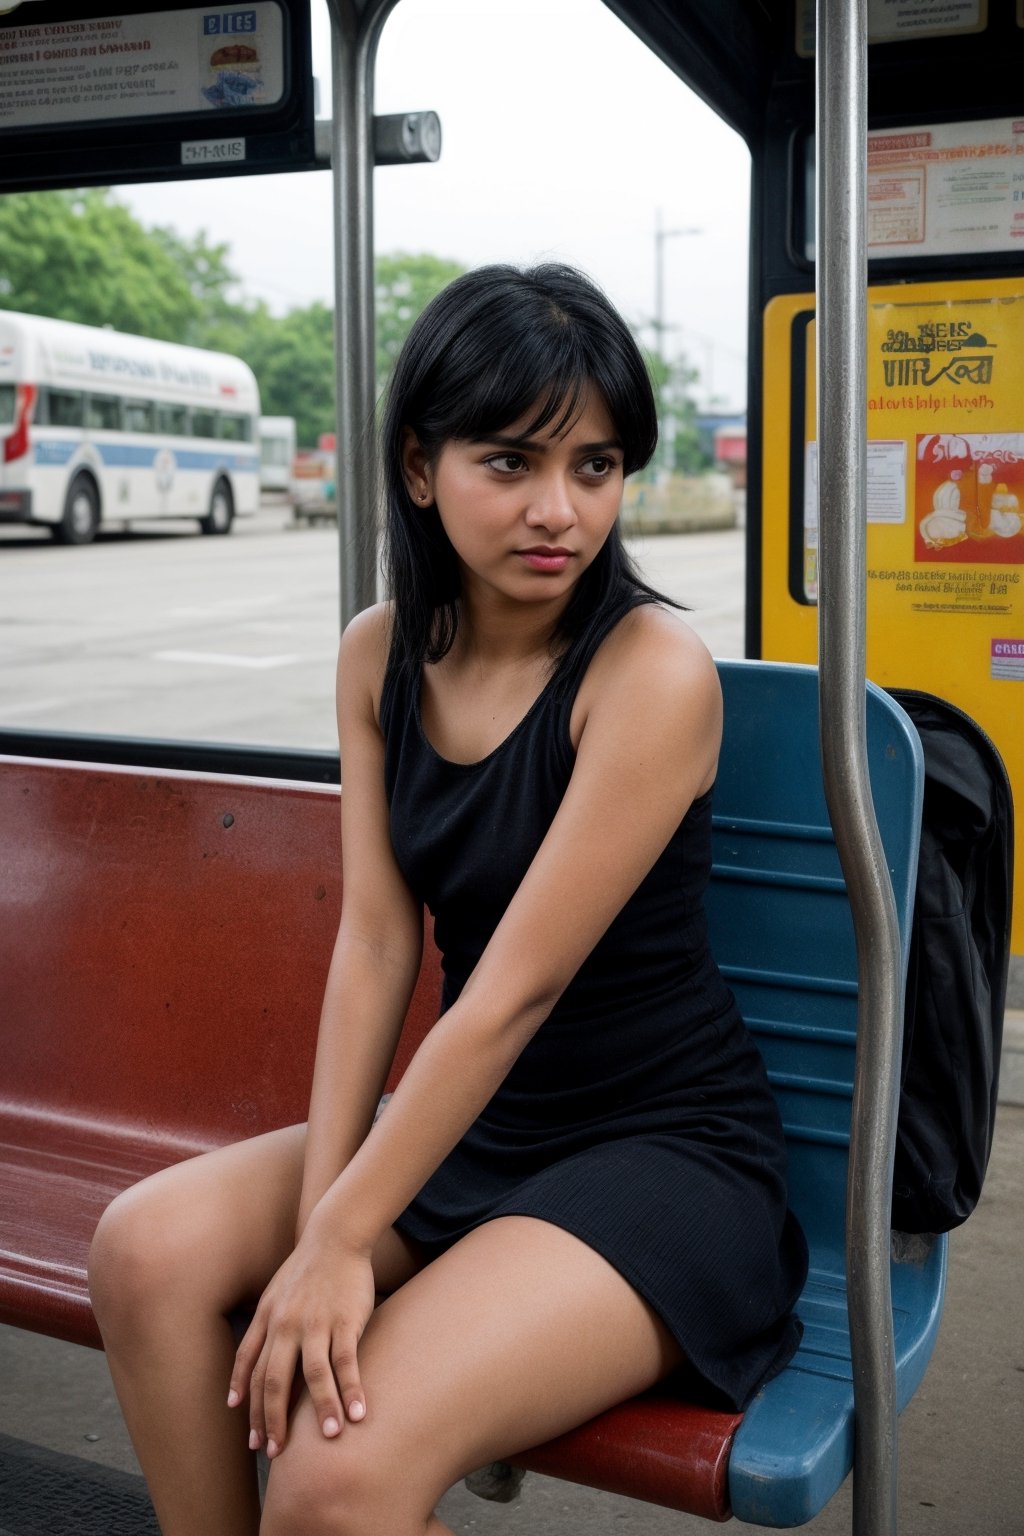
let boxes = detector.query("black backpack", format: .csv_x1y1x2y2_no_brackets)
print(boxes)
888,690,1014,1235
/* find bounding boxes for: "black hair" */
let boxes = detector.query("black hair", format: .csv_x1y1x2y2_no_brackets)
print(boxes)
381,262,677,675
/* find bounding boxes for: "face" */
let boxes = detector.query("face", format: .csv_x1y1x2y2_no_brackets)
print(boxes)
404,391,624,613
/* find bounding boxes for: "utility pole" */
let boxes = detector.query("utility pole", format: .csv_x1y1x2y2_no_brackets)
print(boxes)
653,209,700,362
653,212,700,477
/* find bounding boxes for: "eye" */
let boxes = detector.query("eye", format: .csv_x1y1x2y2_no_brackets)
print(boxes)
484,452,527,474
579,455,618,479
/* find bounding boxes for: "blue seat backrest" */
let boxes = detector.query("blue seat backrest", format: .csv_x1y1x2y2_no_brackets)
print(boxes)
708,661,946,1527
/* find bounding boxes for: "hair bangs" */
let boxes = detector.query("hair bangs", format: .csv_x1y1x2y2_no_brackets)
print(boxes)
430,321,590,451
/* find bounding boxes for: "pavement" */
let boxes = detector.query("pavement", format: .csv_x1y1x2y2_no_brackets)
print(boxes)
2,509,1022,1532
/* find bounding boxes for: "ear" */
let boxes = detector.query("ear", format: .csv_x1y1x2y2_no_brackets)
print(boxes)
401,427,434,507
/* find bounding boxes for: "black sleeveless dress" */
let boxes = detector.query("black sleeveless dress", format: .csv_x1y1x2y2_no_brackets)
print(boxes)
380,599,807,1411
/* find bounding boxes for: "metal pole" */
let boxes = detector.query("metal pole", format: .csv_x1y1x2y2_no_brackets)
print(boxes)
815,4,903,1535
325,0,400,628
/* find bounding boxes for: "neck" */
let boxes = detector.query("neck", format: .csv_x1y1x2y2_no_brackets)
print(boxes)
453,582,571,670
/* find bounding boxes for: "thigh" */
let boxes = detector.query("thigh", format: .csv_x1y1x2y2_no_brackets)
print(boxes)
94,1125,421,1314
264,1215,683,1519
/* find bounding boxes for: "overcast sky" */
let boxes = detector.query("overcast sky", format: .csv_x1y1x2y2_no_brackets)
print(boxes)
120,0,751,409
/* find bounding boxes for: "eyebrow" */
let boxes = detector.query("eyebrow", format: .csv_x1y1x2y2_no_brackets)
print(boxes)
476,433,622,454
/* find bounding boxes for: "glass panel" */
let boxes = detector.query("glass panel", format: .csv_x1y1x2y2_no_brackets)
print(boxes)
123,398,155,433
156,403,189,435
192,409,216,439
219,412,251,442
48,389,85,428
0,383,14,427
86,394,121,431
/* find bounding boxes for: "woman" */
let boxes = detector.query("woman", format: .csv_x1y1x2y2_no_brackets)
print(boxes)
89,264,807,1536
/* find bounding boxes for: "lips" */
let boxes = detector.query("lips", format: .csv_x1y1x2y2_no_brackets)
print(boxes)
516,546,574,573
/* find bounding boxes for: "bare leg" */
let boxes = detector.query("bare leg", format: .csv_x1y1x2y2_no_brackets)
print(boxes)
88,1125,422,1536
261,1215,683,1536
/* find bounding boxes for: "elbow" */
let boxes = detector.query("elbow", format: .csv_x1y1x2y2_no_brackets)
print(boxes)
456,974,562,1059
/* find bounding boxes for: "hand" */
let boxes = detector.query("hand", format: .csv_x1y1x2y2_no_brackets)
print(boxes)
227,1221,376,1458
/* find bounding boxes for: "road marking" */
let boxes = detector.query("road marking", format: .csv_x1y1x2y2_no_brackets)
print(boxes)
153,650,302,670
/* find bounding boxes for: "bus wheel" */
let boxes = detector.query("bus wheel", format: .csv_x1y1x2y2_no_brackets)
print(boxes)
55,475,100,545
201,479,234,536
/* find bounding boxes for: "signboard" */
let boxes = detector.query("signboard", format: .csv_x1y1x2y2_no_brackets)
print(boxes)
797,0,986,55
0,0,315,188
868,118,1024,260
762,277,1024,949
802,117,1024,263
0,4,286,128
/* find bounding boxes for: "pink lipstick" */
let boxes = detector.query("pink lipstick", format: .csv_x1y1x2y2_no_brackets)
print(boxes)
516,546,573,572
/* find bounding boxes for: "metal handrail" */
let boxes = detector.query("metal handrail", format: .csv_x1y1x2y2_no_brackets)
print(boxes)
815,4,904,1534
325,0,400,627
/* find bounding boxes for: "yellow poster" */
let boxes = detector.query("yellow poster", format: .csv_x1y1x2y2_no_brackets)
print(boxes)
762,278,1024,949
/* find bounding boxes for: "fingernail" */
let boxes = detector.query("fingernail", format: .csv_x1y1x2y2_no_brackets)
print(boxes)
249,1430,260,1451
227,1390,240,1408
348,1400,365,1422
323,1416,340,1436
267,1439,279,1459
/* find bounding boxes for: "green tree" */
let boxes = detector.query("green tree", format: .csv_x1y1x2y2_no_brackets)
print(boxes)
643,347,709,475
0,189,212,341
224,301,336,449
375,251,466,392
150,224,241,341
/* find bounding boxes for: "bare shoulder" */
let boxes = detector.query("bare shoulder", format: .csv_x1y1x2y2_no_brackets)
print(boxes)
336,601,393,721
571,604,721,794
583,603,720,716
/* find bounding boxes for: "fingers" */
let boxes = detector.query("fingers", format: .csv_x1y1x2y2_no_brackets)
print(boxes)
252,1334,300,1457
331,1332,367,1426
300,1329,367,1446
227,1311,264,1412
230,1325,368,1458
302,1332,345,1440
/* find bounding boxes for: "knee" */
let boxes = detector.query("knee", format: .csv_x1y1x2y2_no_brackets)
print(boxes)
88,1176,190,1341
262,1430,429,1536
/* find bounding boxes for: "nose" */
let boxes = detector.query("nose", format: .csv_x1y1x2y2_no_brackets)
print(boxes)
524,472,578,535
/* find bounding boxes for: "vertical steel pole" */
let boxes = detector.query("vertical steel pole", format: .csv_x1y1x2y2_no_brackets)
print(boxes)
815,3,903,1534
325,0,400,629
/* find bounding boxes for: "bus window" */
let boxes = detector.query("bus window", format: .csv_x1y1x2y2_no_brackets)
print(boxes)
218,412,252,442
0,384,13,427
85,394,120,431
45,389,85,428
156,403,189,436
192,408,216,439
123,399,155,434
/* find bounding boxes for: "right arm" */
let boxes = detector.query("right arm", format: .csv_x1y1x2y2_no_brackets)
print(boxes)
295,604,425,1240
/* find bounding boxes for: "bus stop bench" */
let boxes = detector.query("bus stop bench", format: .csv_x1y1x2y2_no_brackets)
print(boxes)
0,661,947,1526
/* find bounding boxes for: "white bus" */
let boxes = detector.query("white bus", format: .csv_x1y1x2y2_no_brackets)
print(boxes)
0,310,260,544
258,415,297,496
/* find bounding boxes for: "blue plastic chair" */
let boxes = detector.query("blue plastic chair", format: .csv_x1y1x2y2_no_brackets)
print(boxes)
708,661,946,1527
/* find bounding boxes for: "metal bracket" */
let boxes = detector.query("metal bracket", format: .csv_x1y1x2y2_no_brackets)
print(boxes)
314,110,442,168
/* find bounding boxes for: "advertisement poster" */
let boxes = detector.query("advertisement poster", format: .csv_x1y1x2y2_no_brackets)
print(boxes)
799,292,1024,618
867,117,1024,259
0,4,284,130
